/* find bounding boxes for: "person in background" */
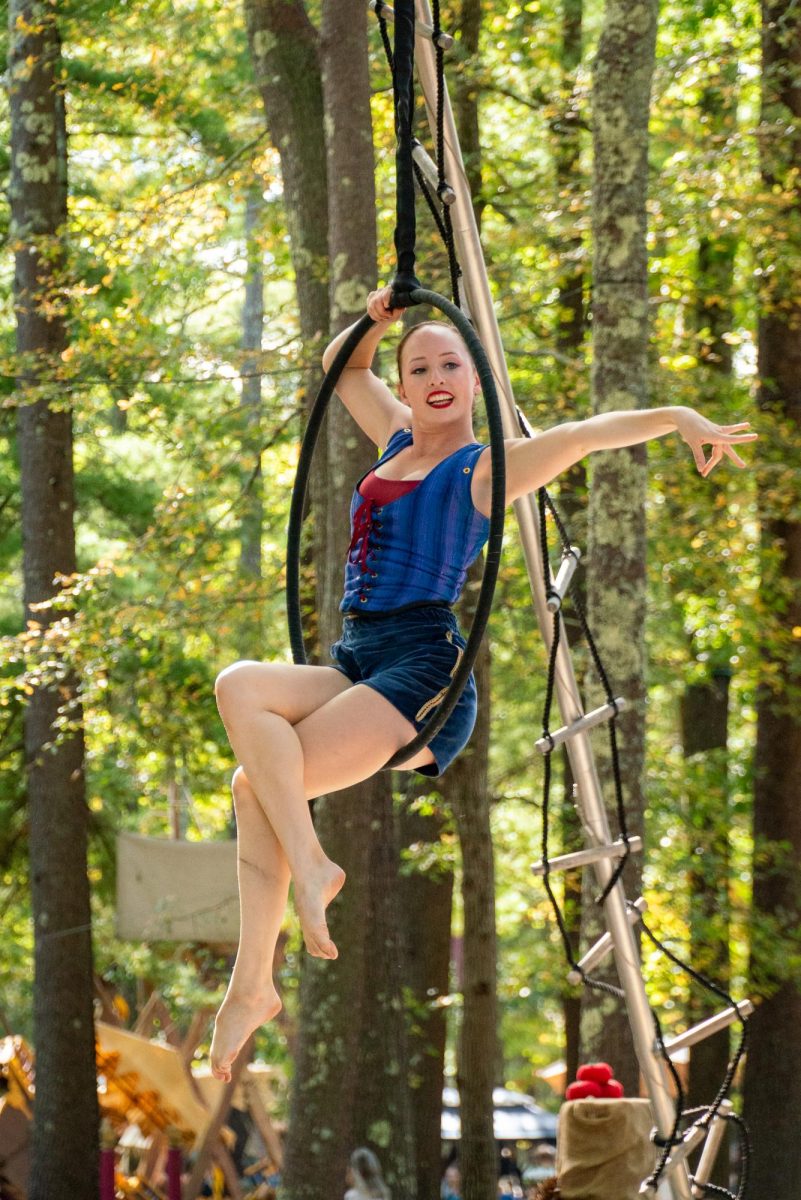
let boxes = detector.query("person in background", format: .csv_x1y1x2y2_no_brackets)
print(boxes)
441,1162,462,1200
522,1143,556,1188
344,1147,391,1200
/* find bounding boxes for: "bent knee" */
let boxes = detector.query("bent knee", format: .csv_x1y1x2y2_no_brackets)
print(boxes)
214,660,276,712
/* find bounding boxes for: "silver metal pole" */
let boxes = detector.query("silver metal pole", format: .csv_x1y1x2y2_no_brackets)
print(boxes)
411,7,692,1197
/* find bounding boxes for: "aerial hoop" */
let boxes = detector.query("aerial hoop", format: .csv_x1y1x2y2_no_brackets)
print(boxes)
286,286,506,769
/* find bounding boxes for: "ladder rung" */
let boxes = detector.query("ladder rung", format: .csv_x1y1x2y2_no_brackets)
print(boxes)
660,1122,709,1175
663,1001,754,1058
545,546,582,613
691,1101,733,1197
638,1121,709,1196
412,140,456,205
567,897,647,983
532,836,642,877
368,1,455,49
535,698,627,753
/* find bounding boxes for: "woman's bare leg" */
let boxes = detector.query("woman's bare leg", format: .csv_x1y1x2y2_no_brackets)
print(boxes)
209,768,287,1079
214,662,433,950
210,660,434,1080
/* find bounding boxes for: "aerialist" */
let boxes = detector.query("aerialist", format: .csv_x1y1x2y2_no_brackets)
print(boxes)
209,284,756,1080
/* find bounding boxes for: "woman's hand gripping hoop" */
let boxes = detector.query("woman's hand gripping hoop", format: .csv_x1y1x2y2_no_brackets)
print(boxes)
286,288,506,770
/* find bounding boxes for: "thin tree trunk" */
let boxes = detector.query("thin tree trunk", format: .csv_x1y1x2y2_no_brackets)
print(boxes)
680,674,731,1189
320,1,414,1191
552,0,587,1092
677,58,739,1187
244,0,329,354
741,7,801,1193
580,0,657,1095
398,784,454,1200
447,14,499,1197
441,561,498,1200
10,2,98,1196
453,0,484,230
238,185,265,587
235,183,266,660
692,53,738,375
272,1,415,1194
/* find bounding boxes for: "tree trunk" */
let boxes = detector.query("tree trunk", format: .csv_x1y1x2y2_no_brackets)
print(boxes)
447,17,499,1199
441,561,498,1200
236,183,266,660
238,184,265,585
680,673,731,1190
692,53,738,375
678,60,739,1186
243,0,329,354
552,0,587,1091
10,2,99,1196
580,0,657,1095
452,0,484,230
321,1,414,1191
398,784,454,1200
741,6,801,1193
269,2,415,1194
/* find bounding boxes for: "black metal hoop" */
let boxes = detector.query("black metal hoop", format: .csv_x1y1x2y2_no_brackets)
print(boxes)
286,287,506,769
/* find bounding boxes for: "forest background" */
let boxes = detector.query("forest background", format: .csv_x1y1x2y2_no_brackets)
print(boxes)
1,0,800,1199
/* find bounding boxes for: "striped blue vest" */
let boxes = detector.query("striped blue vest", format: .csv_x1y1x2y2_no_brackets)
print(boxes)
341,427,490,613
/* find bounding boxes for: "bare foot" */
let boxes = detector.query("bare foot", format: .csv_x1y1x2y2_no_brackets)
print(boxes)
210,987,281,1082
293,859,346,959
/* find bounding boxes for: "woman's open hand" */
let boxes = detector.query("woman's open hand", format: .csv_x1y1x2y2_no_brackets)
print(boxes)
366,286,405,324
674,408,758,477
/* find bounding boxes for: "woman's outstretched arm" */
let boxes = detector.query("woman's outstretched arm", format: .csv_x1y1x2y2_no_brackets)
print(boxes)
472,406,757,513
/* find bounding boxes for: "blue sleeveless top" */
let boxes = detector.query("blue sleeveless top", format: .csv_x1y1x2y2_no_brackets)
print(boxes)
341,427,490,613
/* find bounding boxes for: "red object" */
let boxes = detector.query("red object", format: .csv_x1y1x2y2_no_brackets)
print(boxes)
566,1061,624,1100
167,1145,182,1200
99,1147,115,1200
577,1063,614,1084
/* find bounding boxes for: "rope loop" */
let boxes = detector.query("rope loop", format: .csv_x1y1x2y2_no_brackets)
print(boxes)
389,272,422,309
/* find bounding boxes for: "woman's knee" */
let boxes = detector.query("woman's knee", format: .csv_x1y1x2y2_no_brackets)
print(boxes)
214,660,276,714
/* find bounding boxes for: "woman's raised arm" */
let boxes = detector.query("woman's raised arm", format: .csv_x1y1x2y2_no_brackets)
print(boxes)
321,289,411,448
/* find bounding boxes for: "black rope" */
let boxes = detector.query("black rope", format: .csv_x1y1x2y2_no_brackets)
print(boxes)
389,0,420,304
430,0,462,307
536,486,625,1004
373,1,462,307
286,289,505,770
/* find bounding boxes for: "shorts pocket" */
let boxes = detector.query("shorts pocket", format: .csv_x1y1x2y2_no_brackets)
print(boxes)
414,630,464,723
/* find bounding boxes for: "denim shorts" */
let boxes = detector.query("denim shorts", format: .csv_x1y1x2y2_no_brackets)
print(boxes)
329,604,477,777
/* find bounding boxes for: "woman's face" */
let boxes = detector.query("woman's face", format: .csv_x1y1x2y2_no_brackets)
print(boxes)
398,325,478,426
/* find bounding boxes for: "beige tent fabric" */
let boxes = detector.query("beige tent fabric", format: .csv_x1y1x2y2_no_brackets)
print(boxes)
557,1099,657,1200
96,1021,211,1147
116,832,239,943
